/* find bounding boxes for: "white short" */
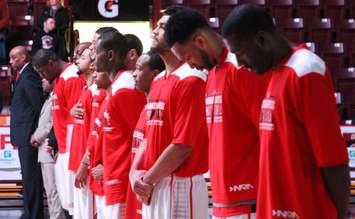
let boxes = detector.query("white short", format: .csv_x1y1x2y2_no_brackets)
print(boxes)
142,174,208,219
213,213,256,219
94,195,106,219
103,202,126,219
73,183,94,219
54,152,74,215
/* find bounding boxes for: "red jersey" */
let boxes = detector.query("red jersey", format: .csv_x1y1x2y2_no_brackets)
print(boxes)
103,70,146,205
88,95,107,196
206,50,270,217
141,63,208,177
258,44,348,219
69,84,97,172
52,64,85,153
126,110,146,219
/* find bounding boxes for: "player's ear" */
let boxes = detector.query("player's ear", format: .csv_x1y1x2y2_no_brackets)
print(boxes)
254,31,272,51
192,33,206,49
106,49,114,62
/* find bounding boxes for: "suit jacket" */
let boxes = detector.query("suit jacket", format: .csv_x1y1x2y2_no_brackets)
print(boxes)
10,63,43,147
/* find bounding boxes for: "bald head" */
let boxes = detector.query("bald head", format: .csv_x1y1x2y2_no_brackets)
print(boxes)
9,46,30,71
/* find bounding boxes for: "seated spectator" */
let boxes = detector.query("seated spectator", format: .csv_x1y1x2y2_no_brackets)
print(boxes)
32,16,58,56
0,0,9,65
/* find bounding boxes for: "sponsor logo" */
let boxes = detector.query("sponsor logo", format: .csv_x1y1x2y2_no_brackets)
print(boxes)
205,92,223,124
260,96,276,131
229,184,254,192
98,0,119,18
272,209,299,219
145,100,165,126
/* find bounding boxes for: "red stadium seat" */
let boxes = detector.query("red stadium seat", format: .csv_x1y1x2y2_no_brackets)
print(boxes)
238,0,266,5
7,2,30,18
164,0,183,5
336,67,355,120
185,0,211,18
208,17,220,29
305,42,317,53
277,18,305,44
7,0,29,2
0,66,11,78
10,15,34,27
322,42,345,82
347,0,355,18
310,18,333,49
321,0,346,30
215,0,238,25
340,19,355,56
295,0,321,29
269,0,294,20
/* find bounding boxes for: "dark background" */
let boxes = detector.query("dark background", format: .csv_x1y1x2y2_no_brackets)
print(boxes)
70,0,149,21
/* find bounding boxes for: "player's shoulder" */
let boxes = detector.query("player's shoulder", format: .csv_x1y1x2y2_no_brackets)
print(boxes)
224,52,240,70
60,63,80,81
285,48,326,78
111,70,135,95
173,63,207,82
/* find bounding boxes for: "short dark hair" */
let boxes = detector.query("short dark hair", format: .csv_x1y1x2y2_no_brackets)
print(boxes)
95,27,118,36
43,15,54,22
125,34,143,56
164,8,209,47
222,4,276,39
98,29,128,61
161,5,189,16
32,49,59,69
147,50,165,72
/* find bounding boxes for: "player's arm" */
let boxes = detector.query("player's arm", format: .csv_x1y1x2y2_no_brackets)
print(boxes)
143,143,191,185
143,77,205,184
299,72,350,219
322,165,350,219
75,149,90,188
130,137,146,184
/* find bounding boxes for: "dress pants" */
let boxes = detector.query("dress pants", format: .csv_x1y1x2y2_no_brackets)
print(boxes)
18,145,44,219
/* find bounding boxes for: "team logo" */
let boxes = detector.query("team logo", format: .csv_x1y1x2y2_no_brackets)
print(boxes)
145,100,165,126
229,184,254,192
98,0,119,18
205,92,223,124
260,96,276,131
272,209,299,219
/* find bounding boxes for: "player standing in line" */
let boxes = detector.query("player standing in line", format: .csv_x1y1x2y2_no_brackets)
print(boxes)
95,29,146,218
130,6,209,219
67,47,96,219
222,4,350,219
126,51,165,219
32,48,85,216
164,8,270,219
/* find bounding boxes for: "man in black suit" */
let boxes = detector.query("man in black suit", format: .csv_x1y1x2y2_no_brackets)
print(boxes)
9,46,44,219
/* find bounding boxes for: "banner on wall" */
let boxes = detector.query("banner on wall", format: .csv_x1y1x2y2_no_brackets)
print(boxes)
70,0,149,21
0,117,21,180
